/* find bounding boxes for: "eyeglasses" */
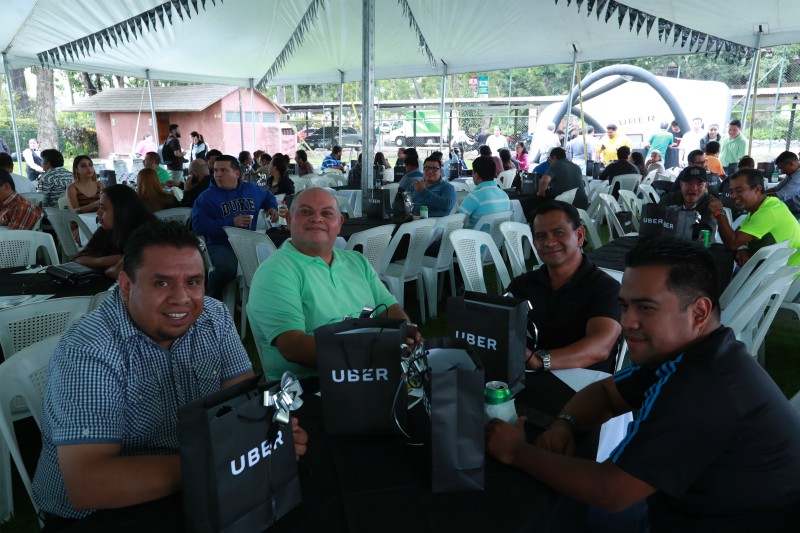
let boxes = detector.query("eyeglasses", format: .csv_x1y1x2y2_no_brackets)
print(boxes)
423,165,441,172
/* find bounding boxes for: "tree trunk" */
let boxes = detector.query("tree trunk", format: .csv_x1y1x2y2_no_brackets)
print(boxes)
94,74,104,93
276,85,286,105
35,67,58,150
114,75,125,88
9,68,31,112
81,72,98,96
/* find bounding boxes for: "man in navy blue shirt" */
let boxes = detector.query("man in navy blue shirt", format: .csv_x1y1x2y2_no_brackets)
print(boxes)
487,237,800,531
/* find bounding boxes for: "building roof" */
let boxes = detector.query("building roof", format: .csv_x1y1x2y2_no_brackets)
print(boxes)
62,84,287,114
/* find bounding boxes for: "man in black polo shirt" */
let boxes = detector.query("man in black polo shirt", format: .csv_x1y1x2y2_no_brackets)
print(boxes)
505,200,621,374
488,238,800,531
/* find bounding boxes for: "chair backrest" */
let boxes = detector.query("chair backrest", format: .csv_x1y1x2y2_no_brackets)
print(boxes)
472,211,512,252
0,296,91,358
334,194,356,218
154,207,192,225
382,167,393,184
323,167,344,176
293,177,312,191
610,174,640,194
432,213,467,269
642,170,659,185
456,190,470,206
43,207,93,262
719,241,792,311
344,224,396,272
20,192,44,207
90,289,113,311
497,169,516,189
449,229,511,293
638,184,661,204
554,187,578,205
382,183,401,205
57,195,70,210
724,265,800,358
380,218,437,279
310,175,336,188
0,230,59,268
451,181,471,192
577,208,604,251
0,334,60,518
617,190,642,231
224,227,277,288
500,221,537,278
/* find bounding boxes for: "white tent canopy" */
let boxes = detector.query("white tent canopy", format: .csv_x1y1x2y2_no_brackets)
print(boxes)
2,0,800,86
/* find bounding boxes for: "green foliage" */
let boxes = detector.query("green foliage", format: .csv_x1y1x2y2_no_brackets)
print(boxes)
60,125,98,157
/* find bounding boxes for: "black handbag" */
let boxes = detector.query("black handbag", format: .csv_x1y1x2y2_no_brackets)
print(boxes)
364,188,391,220
520,172,538,195
419,338,485,493
639,204,697,240
315,317,408,435
446,292,527,396
178,374,302,533
612,210,634,239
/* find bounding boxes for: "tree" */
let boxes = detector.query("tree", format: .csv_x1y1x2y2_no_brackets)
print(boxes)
9,68,31,112
35,67,58,150
80,72,98,96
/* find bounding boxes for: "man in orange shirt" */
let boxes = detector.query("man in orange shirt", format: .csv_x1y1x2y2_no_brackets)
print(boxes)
0,169,41,229
704,141,725,177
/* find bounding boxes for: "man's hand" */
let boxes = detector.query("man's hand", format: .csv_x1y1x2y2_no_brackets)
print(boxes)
525,347,543,370
413,179,426,193
233,214,254,228
707,197,723,213
535,422,576,456
735,248,751,267
267,208,279,223
485,417,527,466
291,417,308,460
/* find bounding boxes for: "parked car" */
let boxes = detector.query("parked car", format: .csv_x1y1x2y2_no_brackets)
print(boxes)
305,126,362,149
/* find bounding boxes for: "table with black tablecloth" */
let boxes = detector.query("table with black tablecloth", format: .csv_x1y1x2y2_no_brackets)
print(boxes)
587,236,735,295
269,371,598,533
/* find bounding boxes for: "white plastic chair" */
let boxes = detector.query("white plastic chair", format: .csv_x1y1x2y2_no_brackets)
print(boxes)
19,192,44,207
617,190,642,231
293,177,313,191
610,174,640,194
43,207,93,262
577,208,604,251
57,195,70,210
420,213,466,319
197,235,237,319
723,265,800,362
224,227,278,339
719,241,792,312
791,390,800,415
382,167,393,184
344,224,396,273
500,221,539,278
450,229,512,294
0,295,91,358
0,230,59,268
598,193,637,241
378,218,437,322
472,211,512,257
641,170,659,185
335,194,356,218
554,187,577,205
451,181,471,193
154,207,192,226
496,169,516,189
0,334,59,525
382,183,401,205
310,175,336,188
89,289,113,311
639,184,661,205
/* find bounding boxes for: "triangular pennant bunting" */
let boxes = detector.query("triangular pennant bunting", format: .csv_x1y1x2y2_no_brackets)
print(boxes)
596,0,608,20
586,0,596,17
635,11,646,35
645,14,655,37
605,0,617,23
617,4,627,28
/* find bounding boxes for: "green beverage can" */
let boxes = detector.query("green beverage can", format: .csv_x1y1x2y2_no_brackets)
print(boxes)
699,229,710,248
484,381,511,405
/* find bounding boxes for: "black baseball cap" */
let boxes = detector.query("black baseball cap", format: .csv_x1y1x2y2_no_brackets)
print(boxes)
680,166,709,183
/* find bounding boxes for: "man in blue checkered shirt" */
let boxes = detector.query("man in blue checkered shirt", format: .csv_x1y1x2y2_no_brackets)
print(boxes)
31,220,308,529
321,145,345,172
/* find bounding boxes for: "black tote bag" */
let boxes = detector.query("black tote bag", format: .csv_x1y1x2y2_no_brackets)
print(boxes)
446,291,527,396
421,338,485,493
315,317,408,435
364,188,392,219
520,172,538,195
178,374,301,533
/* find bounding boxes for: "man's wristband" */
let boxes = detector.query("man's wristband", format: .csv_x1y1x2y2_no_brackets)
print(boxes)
552,413,576,432
712,210,724,219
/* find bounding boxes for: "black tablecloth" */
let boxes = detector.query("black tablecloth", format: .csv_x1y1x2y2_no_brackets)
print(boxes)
587,236,735,295
0,267,114,297
266,216,405,248
270,372,597,533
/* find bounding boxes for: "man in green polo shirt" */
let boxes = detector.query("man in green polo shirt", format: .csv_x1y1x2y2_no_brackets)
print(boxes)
718,119,748,168
247,188,419,380
709,168,800,268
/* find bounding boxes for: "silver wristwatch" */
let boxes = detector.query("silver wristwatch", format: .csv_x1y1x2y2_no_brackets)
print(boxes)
534,349,551,371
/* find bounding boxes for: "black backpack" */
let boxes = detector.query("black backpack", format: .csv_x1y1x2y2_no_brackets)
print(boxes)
159,136,174,165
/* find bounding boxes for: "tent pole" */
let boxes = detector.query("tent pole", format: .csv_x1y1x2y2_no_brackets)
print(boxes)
250,78,257,152
238,87,245,152
361,0,375,195
2,52,23,174
565,46,579,147
339,70,344,146
145,69,159,144
742,29,763,134
769,56,786,153
439,62,447,151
